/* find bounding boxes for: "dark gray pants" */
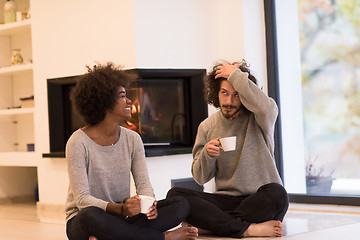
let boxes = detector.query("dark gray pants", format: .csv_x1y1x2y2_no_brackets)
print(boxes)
166,183,289,238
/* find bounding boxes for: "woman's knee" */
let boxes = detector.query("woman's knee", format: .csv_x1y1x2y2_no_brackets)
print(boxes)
155,195,191,228
77,206,104,225
67,207,104,239
166,187,190,198
79,206,103,216
165,196,190,220
175,196,190,212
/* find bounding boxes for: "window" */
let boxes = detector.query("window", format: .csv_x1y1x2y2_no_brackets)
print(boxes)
265,0,360,203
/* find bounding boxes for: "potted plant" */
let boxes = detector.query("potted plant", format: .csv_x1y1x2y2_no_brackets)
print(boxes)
305,154,335,194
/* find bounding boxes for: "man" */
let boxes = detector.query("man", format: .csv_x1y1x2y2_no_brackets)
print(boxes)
167,60,289,238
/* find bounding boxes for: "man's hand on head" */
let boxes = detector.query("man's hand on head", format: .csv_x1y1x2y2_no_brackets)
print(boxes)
215,62,239,79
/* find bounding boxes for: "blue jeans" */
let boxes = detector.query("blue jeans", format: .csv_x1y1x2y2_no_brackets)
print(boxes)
166,183,289,238
66,196,189,240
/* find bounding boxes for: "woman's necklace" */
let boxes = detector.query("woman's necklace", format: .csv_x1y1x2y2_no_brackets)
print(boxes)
83,125,120,146
108,126,120,146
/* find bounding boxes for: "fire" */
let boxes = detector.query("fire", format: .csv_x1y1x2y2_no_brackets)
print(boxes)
131,104,138,114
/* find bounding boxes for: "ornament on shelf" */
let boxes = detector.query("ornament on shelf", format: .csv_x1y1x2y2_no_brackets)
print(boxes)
26,6,31,19
16,11,27,22
11,49,23,65
4,0,17,24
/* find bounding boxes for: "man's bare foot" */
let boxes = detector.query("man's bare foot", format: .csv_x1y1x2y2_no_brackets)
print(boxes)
243,220,283,237
89,236,97,240
164,226,198,240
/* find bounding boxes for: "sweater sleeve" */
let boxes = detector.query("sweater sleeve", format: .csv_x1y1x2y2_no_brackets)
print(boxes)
66,134,108,211
228,69,278,134
191,121,217,185
130,132,154,198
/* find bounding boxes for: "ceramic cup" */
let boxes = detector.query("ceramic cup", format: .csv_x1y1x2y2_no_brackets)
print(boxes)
219,136,237,152
139,195,155,214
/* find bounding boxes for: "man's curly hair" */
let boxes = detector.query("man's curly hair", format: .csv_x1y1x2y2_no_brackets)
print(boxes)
203,60,258,108
70,62,138,125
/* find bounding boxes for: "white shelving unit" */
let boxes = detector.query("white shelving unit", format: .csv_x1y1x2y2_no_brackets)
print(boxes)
0,0,38,204
0,18,31,35
0,63,33,75
0,107,34,115
0,8,36,164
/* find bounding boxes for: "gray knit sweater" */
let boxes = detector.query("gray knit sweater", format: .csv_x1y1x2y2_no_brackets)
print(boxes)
65,127,154,221
192,69,282,196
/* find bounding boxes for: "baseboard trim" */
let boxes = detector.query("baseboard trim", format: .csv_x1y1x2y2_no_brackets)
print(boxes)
36,202,66,224
289,194,360,206
0,195,34,204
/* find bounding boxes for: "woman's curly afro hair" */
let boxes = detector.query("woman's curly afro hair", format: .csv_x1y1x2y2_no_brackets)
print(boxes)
70,62,138,125
203,59,258,108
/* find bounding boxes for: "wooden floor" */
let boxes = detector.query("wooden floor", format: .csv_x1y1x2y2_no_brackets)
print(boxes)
1,203,360,240
0,203,66,240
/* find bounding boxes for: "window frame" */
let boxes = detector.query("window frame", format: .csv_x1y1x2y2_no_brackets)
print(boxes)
263,0,360,206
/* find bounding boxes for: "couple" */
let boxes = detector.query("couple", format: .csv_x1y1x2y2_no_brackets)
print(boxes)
65,61,289,240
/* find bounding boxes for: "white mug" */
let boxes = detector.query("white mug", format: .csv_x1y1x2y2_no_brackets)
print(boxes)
219,136,236,152
139,195,155,214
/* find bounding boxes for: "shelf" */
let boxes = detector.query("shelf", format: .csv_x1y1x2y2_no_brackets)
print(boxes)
0,19,31,36
42,152,66,158
0,107,34,116
0,63,33,76
0,152,38,167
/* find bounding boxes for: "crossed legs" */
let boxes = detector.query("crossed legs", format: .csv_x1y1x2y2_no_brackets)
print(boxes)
166,183,289,238
66,196,198,240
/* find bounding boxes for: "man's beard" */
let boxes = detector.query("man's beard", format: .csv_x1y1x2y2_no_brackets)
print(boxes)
221,105,241,119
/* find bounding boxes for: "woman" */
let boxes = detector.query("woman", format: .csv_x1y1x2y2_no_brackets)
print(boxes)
65,63,198,240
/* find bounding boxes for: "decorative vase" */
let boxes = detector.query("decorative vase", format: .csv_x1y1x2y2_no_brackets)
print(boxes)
306,176,334,194
11,49,23,65
4,0,17,24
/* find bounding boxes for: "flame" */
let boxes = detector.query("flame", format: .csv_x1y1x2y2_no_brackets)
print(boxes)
131,104,137,114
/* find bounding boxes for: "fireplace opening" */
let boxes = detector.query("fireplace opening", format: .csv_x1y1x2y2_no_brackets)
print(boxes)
43,69,208,158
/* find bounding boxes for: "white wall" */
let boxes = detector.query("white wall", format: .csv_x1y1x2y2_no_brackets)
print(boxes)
31,0,137,204
132,0,248,199
133,0,244,69
242,0,267,91
134,0,217,69
29,0,267,206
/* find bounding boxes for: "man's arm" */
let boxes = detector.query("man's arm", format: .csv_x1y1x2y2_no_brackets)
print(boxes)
216,63,278,133
229,69,278,133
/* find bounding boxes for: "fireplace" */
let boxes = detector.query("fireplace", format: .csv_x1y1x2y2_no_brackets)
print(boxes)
43,69,208,158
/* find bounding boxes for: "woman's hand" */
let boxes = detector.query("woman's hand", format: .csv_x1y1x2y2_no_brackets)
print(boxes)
122,195,141,217
145,200,158,220
215,62,239,79
206,137,221,157
106,195,157,219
